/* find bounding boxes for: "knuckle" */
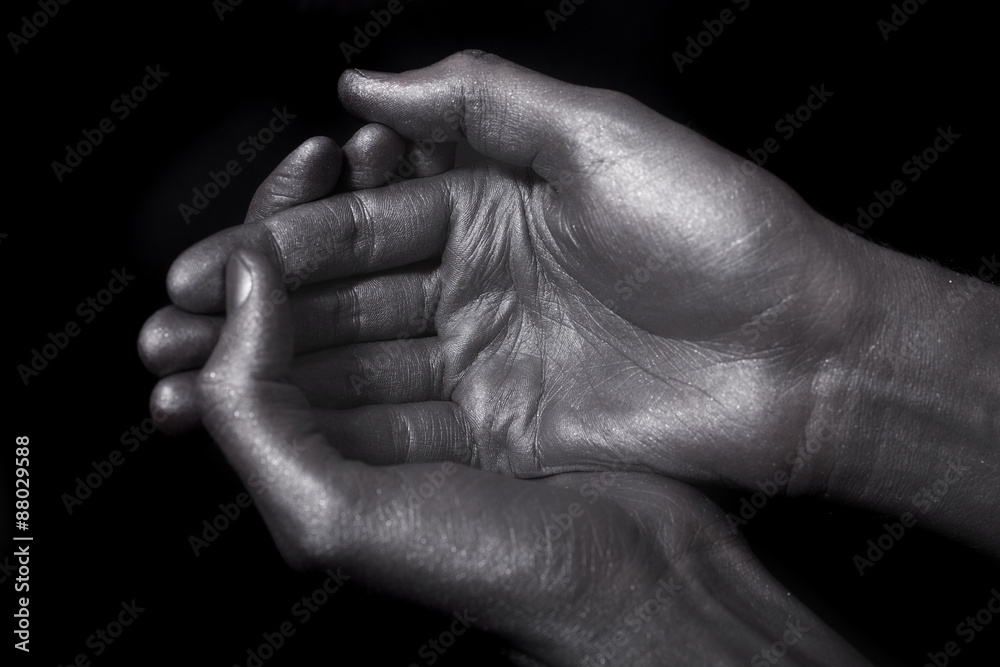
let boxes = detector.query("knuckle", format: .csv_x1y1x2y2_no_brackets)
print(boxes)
452,49,501,68
390,411,414,462
342,192,377,270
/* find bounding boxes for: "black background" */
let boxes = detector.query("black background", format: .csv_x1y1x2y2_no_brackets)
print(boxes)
4,0,998,665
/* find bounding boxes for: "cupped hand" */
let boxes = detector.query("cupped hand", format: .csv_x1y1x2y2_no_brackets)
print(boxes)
139,123,448,433
144,51,869,494
195,248,870,666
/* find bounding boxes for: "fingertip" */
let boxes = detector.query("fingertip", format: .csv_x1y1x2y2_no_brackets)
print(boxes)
293,135,339,162
166,224,277,313
137,307,173,376
283,136,342,191
338,68,399,116
337,69,364,105
150,374,202,436
165,253,207,313
279,135,341,183
244,136,342,224
138,306,222,376
335,50,575,179
344,123,405,155
340,123,406,190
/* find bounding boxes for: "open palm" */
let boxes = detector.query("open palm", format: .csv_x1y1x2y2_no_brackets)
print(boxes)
147,52,866,495
137,52,889,665
193,246,869,666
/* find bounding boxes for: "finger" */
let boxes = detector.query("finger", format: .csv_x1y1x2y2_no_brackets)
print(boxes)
244,136,342,224
291,265,439,353
339,123,458,190
293,338,443,409
138,306,224,376
168,173,454,313
314,402,473,466
148,337,448,441
150,372,201,435
338,50,639,185
142,265,440,377
197,252,697,662
338,123,406,190
199,249,348,563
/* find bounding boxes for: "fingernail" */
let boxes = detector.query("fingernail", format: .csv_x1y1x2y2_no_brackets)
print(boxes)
353,68,390,80
226,254,252,312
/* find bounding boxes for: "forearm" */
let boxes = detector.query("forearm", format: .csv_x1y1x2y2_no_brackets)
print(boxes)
819,233,1000,555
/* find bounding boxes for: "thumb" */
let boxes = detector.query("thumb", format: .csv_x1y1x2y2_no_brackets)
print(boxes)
243,136,342,224
196,252,705,664
338,50,647,187
199,249,339,563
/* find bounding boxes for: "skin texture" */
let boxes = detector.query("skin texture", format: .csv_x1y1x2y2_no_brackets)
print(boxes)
140,51,999,663
194,247,873,665
146,52,867,489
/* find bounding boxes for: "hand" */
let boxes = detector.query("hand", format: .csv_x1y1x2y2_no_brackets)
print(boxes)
147,51,999,555
139,123,451,433
194,247,871,666
149,51,869,491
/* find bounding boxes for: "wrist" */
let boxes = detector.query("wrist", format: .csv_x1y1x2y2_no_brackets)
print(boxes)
572,540,872,666
810,232,1000,554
